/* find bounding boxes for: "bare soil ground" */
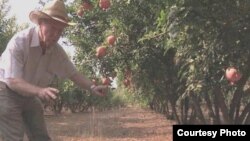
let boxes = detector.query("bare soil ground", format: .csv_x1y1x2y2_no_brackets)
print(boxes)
44,107,175,141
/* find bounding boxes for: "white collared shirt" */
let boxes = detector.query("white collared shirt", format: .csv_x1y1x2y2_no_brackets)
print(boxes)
0,26,77,87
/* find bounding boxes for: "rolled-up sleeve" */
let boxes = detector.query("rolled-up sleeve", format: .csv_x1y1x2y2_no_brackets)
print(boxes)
1,38,24,80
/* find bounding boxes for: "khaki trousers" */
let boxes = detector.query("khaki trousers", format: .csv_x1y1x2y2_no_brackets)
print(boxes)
0,86,51,141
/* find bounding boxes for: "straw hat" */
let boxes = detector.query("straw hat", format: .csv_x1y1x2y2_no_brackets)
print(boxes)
29,0,75,26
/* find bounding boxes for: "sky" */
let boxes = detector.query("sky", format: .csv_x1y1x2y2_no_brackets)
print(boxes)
8,0,40,25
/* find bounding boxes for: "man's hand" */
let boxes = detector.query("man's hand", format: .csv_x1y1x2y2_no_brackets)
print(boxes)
37,87,59,101
90,85,109,96
70,72,110,96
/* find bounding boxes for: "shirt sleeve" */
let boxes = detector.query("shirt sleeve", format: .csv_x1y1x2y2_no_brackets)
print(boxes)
1,37,25,80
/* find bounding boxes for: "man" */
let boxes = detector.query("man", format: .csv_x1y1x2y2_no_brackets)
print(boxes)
0,0,107,140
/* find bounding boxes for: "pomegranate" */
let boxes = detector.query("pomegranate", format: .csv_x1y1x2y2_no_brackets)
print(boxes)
82,1,93,11
99,0,111,10
102,77,111,85
107,35,116,45
77,8,84,17
96,46,107,58
92,79,97,85
225,67,242,84
123,79,130,87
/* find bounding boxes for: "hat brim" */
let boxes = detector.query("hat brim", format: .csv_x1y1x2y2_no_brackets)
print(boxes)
29,10,76,26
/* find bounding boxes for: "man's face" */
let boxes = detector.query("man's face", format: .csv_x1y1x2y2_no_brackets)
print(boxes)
39,19,67,48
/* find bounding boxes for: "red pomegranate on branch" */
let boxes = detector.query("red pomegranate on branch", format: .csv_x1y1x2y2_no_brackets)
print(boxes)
225,67,242,85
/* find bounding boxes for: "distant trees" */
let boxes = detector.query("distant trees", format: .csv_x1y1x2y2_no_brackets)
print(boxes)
0,0,19,54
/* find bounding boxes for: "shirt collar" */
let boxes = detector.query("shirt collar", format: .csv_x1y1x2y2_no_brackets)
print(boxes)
29,26,57,54
30,26,40,48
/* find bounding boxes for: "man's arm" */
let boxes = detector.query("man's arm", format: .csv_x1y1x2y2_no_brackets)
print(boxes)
6,77,58,100
69,72,107,96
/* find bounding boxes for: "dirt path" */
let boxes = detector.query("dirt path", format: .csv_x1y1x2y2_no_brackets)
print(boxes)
45,107,175,141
